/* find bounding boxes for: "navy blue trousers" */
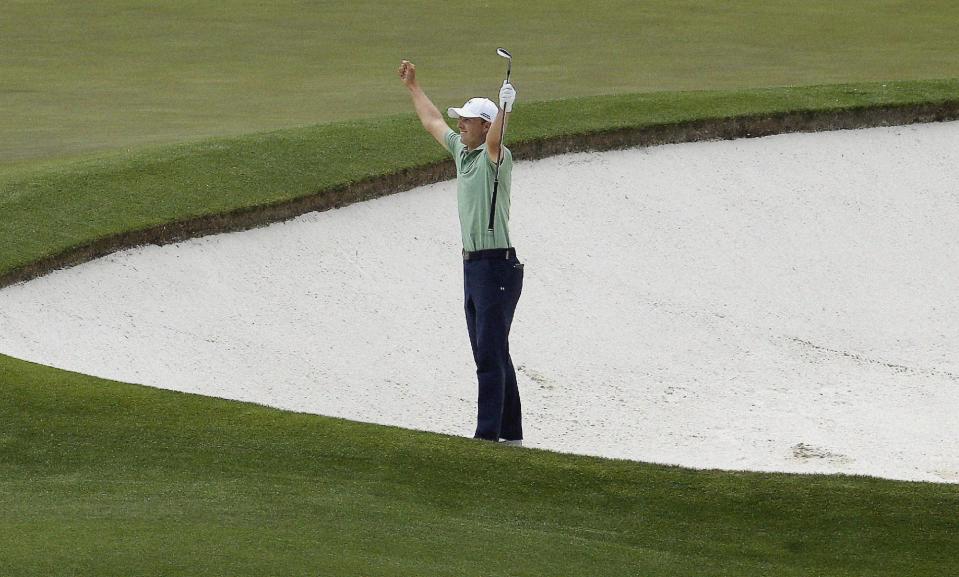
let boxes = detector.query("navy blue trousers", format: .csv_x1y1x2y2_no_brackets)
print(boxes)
464,252,524,441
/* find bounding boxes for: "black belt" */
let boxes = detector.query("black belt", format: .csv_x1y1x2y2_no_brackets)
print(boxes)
463,247,516,261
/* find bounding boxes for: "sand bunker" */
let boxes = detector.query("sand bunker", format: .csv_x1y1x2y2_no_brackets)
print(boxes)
2,121,957,483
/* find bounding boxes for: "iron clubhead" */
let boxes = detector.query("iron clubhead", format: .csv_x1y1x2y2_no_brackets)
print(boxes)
496,47,512,82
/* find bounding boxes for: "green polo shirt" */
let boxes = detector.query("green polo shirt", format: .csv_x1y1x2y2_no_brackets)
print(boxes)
444,128,512,251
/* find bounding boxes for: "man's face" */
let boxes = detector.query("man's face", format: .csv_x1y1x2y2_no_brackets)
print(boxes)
458,116,491,150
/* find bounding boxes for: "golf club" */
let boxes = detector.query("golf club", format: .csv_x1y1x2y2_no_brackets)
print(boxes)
488,47,512,233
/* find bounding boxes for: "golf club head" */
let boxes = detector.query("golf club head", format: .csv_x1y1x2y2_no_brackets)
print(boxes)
496,47,512,82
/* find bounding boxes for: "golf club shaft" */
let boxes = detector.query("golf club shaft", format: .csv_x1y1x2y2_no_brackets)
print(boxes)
488,116,507,232
488,49,512,233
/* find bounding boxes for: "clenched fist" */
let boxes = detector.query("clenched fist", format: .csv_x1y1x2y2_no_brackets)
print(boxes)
398,60,417,87
499,81,516,112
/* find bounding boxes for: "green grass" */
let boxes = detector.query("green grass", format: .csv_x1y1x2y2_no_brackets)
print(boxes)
3,1,959,574
3,0,959,167
3,79,959,280
2,355,957,577
2,82,958,575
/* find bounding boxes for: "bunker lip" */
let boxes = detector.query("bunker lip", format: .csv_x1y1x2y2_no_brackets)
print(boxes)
2,120,957,484
3,100,959,291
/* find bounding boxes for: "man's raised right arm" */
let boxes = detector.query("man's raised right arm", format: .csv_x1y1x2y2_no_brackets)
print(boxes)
398,60,449,148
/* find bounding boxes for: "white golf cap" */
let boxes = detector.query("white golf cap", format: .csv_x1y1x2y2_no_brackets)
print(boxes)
447,97,498,122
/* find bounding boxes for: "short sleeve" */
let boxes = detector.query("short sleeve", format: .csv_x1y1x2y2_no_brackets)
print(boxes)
444,129,459,155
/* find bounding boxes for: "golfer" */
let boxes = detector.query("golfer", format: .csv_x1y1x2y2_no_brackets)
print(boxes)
398,60,524,445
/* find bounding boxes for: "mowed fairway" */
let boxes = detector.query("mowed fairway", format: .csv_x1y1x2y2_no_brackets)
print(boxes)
2,357,958,577
2,1,959,576
3,0,959,167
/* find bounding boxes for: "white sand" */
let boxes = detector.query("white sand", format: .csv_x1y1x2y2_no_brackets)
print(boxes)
2,122,958,483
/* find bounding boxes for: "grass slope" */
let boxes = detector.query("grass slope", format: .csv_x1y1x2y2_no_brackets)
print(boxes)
3,0,959,166
2,46,959,574
3,79,959,282
2,354,957,576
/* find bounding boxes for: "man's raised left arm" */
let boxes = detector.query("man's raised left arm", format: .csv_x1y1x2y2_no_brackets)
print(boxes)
486,82,516,163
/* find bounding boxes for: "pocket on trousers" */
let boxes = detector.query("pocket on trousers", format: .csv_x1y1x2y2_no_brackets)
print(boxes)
512,262,525,289
513,262,524,280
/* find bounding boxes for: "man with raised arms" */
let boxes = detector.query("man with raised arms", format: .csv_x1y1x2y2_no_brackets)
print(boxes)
398,60,524,445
